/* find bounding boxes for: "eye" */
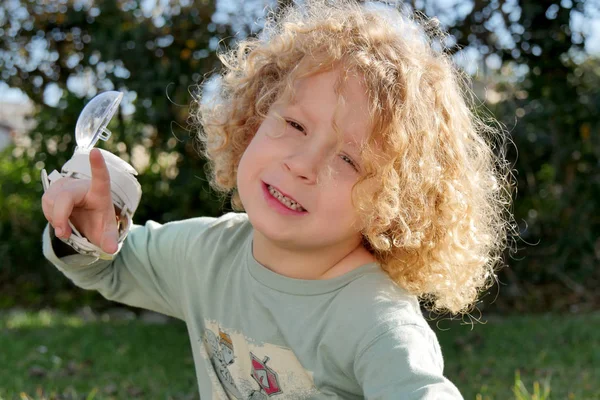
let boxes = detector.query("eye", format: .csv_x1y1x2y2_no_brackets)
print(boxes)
287,120,305,134
340,154,358,171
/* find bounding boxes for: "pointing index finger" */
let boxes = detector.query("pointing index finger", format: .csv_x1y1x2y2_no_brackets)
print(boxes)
89,148,112,197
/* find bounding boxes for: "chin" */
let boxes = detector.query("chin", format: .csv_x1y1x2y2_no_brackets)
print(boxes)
251,216,298,243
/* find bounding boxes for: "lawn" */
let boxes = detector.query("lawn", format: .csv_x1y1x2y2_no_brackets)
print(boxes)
437,312,600,399
0,310,598,399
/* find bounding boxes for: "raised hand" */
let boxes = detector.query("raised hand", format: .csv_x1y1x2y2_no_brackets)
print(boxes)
41,149,119,254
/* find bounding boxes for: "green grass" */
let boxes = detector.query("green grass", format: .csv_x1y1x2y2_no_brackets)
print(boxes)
1,310,599,399
0,310,197,399
436,312,600,400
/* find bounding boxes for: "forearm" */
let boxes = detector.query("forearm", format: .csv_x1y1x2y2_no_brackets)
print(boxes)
42,221,185,320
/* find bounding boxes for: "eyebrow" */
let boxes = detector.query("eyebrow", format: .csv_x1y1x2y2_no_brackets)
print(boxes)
287,103,316,126
287,103,361,147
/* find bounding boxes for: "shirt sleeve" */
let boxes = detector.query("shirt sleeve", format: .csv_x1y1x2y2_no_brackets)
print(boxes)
42,219,197,320
354,323,464,400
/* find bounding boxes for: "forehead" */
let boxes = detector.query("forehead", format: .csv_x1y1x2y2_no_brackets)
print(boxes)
280,68,372,146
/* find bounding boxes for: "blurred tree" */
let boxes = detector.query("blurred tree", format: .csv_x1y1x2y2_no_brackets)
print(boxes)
0,0,235,308
430,0,600,310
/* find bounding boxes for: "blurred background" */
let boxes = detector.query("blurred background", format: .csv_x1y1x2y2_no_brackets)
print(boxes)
0,0,598,399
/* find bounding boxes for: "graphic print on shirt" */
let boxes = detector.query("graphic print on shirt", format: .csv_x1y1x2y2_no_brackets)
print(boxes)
204,328,244,398
201,320,320,399
248,353,282,399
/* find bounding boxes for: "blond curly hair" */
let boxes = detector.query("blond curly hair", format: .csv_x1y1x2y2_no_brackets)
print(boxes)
193,0,517,315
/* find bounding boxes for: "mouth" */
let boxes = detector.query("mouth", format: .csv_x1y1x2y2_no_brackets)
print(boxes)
262,182,307,213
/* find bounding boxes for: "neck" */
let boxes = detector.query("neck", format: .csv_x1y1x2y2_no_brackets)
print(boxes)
252,230,376,280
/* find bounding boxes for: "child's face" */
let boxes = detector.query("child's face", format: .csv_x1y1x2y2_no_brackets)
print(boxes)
237,68,372,252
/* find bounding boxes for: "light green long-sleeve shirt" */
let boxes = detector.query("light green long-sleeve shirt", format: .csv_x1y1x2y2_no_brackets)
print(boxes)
42,212,463,399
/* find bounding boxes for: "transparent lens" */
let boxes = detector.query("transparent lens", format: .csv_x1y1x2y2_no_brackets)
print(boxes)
75,91,123,151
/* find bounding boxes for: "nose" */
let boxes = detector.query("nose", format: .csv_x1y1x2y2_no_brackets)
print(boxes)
283,144,330,184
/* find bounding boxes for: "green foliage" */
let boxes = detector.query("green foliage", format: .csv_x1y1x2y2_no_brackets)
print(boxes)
489,49,600,312
449,0,600,310
512,370,551,400
0,0,231,303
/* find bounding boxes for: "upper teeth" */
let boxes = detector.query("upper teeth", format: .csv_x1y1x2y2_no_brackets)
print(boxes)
268,185,305,211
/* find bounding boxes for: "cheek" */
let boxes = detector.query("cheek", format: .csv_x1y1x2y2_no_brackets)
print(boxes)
238,137,263,175
319,183,357,218
315,191,362,239
237,134,274,193
236,150,250,184
236,144,259,197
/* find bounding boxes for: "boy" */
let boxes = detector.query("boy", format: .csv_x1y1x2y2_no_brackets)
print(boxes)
43,1,513,397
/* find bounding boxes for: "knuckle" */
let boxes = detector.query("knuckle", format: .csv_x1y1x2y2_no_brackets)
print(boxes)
41,194,53,208
46,183,65,199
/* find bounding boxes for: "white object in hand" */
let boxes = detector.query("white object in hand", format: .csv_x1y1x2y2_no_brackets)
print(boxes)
41,91,142,260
